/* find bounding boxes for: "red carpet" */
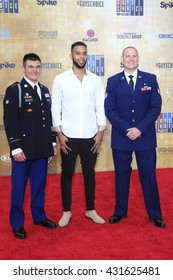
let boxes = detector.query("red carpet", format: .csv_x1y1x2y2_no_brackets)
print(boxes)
0,169,173,260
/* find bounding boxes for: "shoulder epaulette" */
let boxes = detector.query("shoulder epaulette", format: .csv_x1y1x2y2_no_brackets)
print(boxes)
39,83,44,88
11,81,20,88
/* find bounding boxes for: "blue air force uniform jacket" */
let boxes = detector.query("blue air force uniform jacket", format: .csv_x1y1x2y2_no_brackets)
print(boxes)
104,70,162,151
3,78,56,160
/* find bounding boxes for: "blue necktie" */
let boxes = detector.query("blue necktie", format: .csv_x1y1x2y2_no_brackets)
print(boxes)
129,75,134,92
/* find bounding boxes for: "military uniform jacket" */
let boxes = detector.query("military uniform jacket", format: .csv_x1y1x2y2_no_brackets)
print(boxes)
104,70,162,151
3,78,56,160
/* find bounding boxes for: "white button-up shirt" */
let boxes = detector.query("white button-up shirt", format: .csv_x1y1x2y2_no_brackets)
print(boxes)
51,69,106,138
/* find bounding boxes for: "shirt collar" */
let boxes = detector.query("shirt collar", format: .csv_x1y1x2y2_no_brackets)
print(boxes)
69,68,89,76
24,76,39,88
124,69,138,80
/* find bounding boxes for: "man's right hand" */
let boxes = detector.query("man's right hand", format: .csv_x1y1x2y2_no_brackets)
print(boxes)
13,152,26,162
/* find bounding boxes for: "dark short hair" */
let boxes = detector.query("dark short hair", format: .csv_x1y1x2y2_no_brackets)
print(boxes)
71,41,87,51
23,53,41,66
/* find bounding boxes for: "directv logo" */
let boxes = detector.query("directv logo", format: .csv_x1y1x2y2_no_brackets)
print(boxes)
87,55,104,76
116,0,144,16
0,0,19,13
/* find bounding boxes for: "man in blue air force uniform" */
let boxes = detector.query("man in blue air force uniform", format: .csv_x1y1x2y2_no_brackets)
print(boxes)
104,46,166,228
3,53,57,239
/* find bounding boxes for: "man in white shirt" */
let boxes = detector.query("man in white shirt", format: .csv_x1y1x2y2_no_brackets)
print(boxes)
51,41,106,227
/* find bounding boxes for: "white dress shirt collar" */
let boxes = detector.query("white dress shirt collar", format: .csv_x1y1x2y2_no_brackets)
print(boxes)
124,69,138,86
24,76,39,88
24,76,41,99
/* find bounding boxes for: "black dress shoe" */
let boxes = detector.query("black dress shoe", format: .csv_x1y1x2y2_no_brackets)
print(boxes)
12,227,26,239
149,218,166,228
34,218,57,229
109,214,127,224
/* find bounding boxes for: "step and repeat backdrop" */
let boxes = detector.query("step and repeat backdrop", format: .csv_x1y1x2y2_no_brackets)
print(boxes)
0,0,173,175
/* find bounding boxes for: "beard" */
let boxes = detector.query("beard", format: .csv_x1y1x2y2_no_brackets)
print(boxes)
72,58,87,69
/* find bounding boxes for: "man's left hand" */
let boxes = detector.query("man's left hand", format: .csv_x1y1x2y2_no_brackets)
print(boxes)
91,131,104,153
126,127,141,140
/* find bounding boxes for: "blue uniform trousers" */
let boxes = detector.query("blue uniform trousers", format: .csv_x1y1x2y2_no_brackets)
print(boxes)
10,158,48,228
112,148,162,219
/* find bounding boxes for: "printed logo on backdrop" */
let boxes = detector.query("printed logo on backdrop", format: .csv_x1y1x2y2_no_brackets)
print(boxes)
158,147,173,154
0,0,19,13
37,0,57,6
116,32,142,39
1,154,11,162
76,1,104,7
156,112,173,133
160,2,173,9
0,29,10,40
116,0,144,16
0,94,5,100
87,55,104,76
42,62,62,69
165,88,172,102
0,62,16,70
156,62,173,68
0,124,5,131
159,34,173,39
83,30,98,42
38,31,58,40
